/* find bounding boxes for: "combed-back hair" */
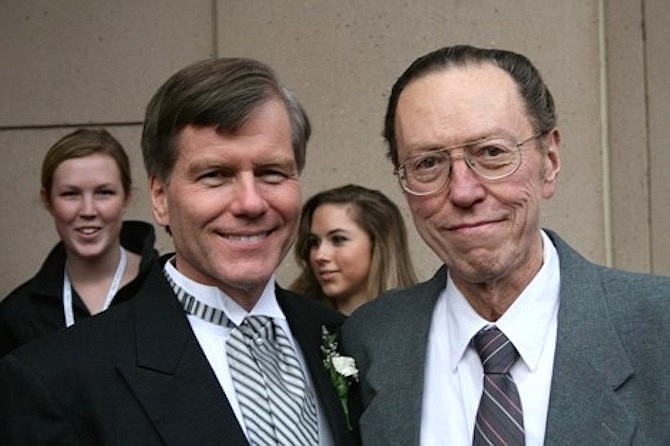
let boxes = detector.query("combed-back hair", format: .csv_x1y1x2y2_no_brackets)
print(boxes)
384,44,556,166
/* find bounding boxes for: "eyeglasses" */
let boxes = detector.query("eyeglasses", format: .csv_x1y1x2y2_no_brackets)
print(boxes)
394,133,544,196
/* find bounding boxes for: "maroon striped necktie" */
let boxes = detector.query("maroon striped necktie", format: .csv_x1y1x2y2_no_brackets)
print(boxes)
472,326,525,446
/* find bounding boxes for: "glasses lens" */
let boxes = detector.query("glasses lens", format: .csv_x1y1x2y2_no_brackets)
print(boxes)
465,139,520,179
401,151,449,195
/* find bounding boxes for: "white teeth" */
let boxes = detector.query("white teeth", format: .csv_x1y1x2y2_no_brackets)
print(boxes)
78,227,99,234
225,232,268,242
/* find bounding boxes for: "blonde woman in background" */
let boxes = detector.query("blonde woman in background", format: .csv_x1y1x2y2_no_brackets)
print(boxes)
291,183,417,315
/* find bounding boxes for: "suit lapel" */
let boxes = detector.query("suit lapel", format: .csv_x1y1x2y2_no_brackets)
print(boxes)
544,231,636,444
358,268,446,445
545,347,637,444
276,287,358,445
117,266,248,445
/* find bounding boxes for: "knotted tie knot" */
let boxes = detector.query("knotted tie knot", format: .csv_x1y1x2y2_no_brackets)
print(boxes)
474,326,519,374
228,315,318,445
238,315,273,340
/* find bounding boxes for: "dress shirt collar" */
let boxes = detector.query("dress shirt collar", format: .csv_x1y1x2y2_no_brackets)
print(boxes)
163,256,286,327
446,230,561,372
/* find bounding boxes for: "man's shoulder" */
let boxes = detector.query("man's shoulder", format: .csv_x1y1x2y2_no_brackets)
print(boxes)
550,230,670,331
599,267,670,320
363,268,445,310
344,269,445,335
548,228,670,295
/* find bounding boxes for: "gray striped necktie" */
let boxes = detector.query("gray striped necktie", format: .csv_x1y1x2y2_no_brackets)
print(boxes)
164,272,318,445
227,315,318,446
473,326,525,446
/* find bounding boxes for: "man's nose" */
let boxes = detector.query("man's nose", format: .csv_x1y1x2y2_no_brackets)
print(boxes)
229,174,269,216
447,153,486,205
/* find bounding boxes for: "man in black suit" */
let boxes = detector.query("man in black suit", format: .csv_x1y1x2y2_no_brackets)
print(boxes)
0,58,359,445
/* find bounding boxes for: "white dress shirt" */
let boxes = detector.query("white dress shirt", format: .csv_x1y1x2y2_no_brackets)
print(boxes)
164,261,334,446
421,230,560,445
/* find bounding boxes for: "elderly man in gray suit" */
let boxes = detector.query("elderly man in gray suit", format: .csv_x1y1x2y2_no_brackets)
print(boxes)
342,45,670,445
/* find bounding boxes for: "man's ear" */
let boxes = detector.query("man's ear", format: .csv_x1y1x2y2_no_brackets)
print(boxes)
541,127,561,199
149,176,170,228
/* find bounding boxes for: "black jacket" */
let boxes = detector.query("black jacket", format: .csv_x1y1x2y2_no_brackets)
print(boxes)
0,220,159,357
0,256,361,445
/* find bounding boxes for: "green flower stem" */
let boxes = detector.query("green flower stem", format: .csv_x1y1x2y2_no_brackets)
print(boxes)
340,397,352,431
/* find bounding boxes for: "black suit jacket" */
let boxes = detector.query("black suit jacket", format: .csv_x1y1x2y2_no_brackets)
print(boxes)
0,260,360,445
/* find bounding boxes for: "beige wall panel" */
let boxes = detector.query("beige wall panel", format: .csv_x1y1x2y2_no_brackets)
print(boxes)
5,1,642,297
217,0,605,285
605,1,651,272
0,128,173,298
646,0,670,274
0,0,213,126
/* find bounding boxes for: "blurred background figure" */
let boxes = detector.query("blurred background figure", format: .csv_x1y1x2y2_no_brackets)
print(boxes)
0,128,158,357
291,183,417,315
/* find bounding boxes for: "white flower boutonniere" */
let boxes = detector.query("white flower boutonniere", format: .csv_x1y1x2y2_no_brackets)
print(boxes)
321,325,358,430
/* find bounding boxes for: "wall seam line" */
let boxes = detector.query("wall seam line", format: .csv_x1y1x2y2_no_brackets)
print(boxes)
211,0,219,57
641,0,653,272
598,0,613,267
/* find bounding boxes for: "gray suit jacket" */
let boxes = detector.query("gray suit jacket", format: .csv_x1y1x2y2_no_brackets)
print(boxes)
342,230,670,445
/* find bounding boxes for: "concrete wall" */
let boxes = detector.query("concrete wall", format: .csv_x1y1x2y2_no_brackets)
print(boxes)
1,0,668,299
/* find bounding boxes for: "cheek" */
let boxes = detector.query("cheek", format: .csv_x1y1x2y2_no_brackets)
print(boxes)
49,201,75,223
277,192,302,223
261,179,301,210
514,168,547,201
171,190,222,225
407,195,442,221
349,242,373,269
349,254,372,284
101,199,129,221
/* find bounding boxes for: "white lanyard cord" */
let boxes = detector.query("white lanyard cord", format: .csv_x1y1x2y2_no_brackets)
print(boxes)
62,247,127,327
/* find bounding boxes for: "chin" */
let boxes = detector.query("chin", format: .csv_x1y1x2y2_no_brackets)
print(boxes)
71,247,108,259
225,264,276,284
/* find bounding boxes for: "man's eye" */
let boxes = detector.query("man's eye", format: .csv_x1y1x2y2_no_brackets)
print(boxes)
413,154,446,172
259,170,290,184
199,171,219,179
198,170,229,185
473,143,510,159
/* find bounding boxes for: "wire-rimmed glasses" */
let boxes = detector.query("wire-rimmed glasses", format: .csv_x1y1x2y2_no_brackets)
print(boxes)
394,133,544,196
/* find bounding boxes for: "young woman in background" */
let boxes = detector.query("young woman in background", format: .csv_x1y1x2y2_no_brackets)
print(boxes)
0,128,158,357
291,184,417,315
